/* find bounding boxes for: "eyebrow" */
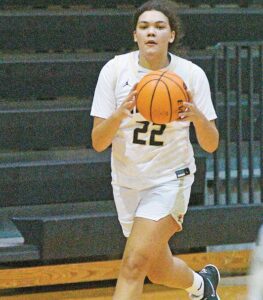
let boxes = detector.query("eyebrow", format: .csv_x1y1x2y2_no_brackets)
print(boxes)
138,21,167,24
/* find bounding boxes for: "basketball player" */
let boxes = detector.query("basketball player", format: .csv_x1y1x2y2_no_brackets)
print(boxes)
91,1,220,299
247,224,263,300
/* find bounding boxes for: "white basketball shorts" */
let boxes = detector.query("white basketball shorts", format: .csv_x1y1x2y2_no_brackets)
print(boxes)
112,174,194,237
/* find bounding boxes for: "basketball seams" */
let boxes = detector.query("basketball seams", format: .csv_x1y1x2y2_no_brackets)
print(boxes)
150,73,167,123
161,76,189,102
159,80,173,123
142,71,182,82
137,71,168,123
146,70,189,103
137,79,159,121
142,70,166,76
144,71,189,103
136,79,159,96
136,70,188,124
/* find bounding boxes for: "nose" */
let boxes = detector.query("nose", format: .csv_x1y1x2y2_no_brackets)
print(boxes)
147,26,156,36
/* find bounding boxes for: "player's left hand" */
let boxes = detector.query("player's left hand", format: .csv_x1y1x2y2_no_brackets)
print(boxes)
177,91,206,124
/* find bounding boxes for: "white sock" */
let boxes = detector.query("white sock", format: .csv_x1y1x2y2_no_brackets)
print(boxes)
186,271,204,299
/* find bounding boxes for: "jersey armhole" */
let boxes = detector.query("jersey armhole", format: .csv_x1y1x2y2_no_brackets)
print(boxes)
113,55,121,92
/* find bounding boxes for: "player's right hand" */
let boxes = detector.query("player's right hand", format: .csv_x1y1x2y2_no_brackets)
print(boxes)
114,85,137,120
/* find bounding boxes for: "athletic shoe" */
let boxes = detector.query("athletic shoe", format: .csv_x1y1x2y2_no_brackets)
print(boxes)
198,264,221,300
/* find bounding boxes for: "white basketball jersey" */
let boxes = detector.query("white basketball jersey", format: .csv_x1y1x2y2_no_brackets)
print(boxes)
91,51,217,190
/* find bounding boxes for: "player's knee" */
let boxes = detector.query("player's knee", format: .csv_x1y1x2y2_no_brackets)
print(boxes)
147,269,164,285
121,252,151,281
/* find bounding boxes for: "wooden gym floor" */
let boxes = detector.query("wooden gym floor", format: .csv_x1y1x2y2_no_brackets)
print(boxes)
0,276,248,300
0,250,251,300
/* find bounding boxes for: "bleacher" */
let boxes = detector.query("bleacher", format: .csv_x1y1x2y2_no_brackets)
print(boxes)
0,0,262,288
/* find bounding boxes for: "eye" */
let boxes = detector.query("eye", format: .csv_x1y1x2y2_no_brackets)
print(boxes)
156,24,166,30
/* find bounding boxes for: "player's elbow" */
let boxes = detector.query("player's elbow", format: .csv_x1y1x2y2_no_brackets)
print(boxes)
204,135,219,153
92,140,106,152
92,135,109,153
92,145,104,153
205,144,218,153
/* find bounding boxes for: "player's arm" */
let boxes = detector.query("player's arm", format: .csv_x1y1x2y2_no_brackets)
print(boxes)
179,100,219,153
192,116,219,153
92,89,137,152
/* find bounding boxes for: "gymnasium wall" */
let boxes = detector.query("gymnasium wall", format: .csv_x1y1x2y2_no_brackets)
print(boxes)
0,0,262,264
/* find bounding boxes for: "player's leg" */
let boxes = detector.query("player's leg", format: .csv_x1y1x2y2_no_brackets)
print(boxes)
113,215,181,300
133,176,197,291
138,175,220,300
112,178,220,299
147,240,221,300
147,242,195,289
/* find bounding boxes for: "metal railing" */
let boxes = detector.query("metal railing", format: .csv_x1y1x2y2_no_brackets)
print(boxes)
212,41,263,205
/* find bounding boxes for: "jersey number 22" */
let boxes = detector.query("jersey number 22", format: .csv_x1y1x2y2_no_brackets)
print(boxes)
133,121,166,146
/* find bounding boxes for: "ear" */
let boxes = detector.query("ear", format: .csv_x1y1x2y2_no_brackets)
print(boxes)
133,31,137,43
169,31,176,43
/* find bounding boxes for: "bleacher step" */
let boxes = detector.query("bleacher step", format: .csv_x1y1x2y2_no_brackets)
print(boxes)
0,148,207,206
0,148,113,206
0,0,261,9
0,96,261,151
0,7,262,51
0,51,213,100
0,51,261,100
11,202,263,261
0,99,91,151
0,219,24,247
0,244,39,263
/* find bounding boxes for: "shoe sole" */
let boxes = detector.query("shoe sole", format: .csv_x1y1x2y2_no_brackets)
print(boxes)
204,264,221,300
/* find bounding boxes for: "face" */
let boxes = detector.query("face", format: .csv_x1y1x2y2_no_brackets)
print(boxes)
134,10,175,58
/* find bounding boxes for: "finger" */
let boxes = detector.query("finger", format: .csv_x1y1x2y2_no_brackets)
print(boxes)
132,83,138,90
129,90,138,96
129,83,138,94
181,102,193,113
179,117,191,122
177,113,192,121
125,98,136,109
128,100,136,109
178,109,193,118
186,90,193,102
126,90,137,101
182,101,193,107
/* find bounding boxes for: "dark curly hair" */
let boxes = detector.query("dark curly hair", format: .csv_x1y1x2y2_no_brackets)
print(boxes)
133,0,183,49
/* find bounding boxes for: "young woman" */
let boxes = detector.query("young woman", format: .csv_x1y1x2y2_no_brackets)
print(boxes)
91,1,220,299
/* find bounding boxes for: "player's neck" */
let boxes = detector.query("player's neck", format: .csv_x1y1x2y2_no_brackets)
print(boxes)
138,53,170,71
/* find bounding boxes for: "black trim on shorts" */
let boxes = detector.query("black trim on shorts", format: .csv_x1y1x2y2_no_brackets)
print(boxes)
175,167,190,178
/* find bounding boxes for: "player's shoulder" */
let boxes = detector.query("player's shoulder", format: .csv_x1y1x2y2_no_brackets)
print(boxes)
171,52,204,74
102,51,136,71
170,52,190,65
170,52,209,88
114,51,137,65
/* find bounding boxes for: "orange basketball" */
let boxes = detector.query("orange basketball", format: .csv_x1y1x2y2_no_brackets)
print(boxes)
136,70,189,124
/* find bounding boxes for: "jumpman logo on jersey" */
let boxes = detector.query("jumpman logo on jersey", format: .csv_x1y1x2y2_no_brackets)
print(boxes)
123,80,131,87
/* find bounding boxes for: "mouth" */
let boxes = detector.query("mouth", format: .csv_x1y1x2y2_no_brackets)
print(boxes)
145,41,157,46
